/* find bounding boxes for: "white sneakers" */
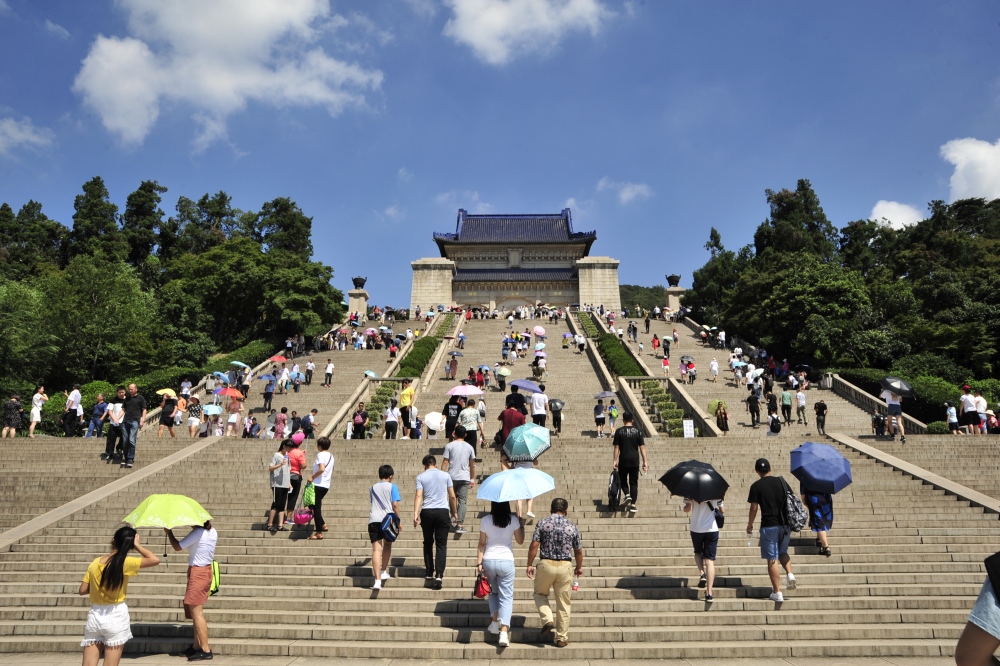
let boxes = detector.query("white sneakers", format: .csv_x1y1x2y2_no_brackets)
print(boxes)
380,571,391,581
769,592,784,602
786,574,796,589
487,620,501,635
498,630,510,647
371,580,381,590
526,512,535,518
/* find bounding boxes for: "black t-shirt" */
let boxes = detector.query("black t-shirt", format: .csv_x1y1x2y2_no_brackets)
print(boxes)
612,425,644,467
746,394,760,411
814,402,828,416
162,398,177,416
444,403,461,420
766,394,778,412
505,392,527,414
123,394,147,422
747,476,787,528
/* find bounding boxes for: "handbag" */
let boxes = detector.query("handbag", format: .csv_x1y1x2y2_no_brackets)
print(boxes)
473,571,492,599
711,501,725,528
302,483,316,507
371,485,401,542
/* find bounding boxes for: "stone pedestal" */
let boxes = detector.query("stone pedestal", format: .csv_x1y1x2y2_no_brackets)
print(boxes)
666,286,686,313
410,258,456,315
577,256,621,312
348,289,369,317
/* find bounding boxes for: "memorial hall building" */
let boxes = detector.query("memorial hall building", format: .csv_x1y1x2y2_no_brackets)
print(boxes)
410,208,621,312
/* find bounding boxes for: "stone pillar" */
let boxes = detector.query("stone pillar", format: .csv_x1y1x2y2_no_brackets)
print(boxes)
410,258,456,316
348,289,369,317
665,287,685,313
576,256,621,312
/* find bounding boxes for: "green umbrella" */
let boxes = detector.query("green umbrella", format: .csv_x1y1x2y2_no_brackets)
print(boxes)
123,494,212,529
708,399,727,415
496,367,512,377
502,423,551,462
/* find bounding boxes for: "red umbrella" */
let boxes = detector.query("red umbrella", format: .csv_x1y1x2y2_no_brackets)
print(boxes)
270,355,288,362
216,387,244,399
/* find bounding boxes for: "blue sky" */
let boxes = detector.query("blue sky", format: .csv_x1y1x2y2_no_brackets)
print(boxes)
2,0,999,307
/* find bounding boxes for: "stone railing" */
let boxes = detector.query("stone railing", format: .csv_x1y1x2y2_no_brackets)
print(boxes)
829,373,927,435
320,377,403,440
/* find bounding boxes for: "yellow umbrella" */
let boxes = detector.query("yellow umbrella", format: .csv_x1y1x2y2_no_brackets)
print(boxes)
156,388,177,397
123,494,212,529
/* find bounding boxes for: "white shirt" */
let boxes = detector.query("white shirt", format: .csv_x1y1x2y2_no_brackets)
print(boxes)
710,361,719,374
325,363,334,374
479,514,521,561
685,500,720,533
960,394,977,413
975,396,988,413
280,368,290,381
530,393,549,416
384,407,400,423
306,362,315,371
312,450,334,488
180,380,192,396
67,389,83,415
179,527,218,567
796,391,806,407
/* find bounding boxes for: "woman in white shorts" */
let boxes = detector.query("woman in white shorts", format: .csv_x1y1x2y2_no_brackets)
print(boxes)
186,396,204,439
29,385,48,438
79,526,160,666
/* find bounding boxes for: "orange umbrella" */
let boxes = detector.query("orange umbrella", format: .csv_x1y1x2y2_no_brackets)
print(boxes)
216,387,244,399
269,355,288,362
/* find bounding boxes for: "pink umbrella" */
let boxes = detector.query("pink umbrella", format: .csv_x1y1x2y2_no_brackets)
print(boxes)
447,385,484,397
535,351,547,357
365,328,378,335
533,325,546,337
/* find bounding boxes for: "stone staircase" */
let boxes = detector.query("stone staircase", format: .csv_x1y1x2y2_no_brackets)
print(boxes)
0,318,993,660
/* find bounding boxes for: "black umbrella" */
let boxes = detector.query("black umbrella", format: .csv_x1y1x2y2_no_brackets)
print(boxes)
549,398,566,411
795,364,812,372
679,355,695,364
880,376,914,398
659,460,729,503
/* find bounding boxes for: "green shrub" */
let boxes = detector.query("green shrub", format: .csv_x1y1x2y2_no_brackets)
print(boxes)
595,334,644,377
641,381,658,390
892,353,972,385
670,426,700,437
203,340,274,375
667,417,683,430
579,314,600,338
126,366,202,409
925,421,949,435
655,400,677,411
662,408,684,421
395,334,445,379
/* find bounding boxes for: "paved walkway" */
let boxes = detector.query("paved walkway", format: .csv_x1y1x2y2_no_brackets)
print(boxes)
0,655,956,665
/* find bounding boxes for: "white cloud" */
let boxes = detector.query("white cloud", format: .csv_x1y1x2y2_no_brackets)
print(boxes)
398,167,413,182
564,197,577,209
0,115,55,156
597,176,653,204
44,19,70,39
383,204,404,220
436,189,495,213
940,137,1000,201
403,0,439,17
442,0,610,66
870,200,923,229
73,0,384,150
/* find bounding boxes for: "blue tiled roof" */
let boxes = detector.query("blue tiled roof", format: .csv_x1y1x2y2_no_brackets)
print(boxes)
434,208,597,252
454,268,577,283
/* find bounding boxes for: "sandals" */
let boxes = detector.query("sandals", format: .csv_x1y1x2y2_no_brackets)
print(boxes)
820,547,832,557
307,534,324,540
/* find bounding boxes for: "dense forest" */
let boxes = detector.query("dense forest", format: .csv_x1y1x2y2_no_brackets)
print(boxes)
681,179,1000,423
0,177,343,400
619,283,667,313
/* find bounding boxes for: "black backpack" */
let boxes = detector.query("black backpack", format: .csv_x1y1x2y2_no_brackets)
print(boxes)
770,417,782,434
608,470,621,510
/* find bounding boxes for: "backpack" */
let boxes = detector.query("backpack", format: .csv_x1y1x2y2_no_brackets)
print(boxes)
769,417,782,434
607,470,621,511
353,411,364,425
779,477,808,531
209,560,221,596
609,405,619,419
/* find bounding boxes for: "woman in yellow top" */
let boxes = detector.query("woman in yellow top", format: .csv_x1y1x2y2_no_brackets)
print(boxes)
79,526,160,665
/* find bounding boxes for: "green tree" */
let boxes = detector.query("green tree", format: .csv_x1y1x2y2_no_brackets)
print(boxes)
121,180,167,268
256,197,314,259
753,179,839,262
0,201,66,279
64,177,127,263
0,279,59,395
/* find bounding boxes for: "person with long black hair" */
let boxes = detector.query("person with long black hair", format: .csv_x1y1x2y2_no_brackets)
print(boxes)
477,501,524,648
79,526,160,665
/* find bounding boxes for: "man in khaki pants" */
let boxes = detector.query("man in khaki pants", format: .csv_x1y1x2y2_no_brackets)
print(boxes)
526,497,584,647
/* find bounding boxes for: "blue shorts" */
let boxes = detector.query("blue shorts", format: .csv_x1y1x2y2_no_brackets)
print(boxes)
887,404,902,416
759,525,790,560
969,579,1000,640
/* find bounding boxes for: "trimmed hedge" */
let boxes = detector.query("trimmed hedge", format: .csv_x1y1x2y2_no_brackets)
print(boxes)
670,427,701,437
925,421,949,435
595,334,645,377
580,313,600,338
394,314,454,379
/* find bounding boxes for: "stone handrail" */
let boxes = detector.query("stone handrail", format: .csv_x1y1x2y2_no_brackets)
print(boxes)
615,377,658,438
828,433,999,515
320,377,403,441
829,373,927,435
419,313,463,393
589,310,656,376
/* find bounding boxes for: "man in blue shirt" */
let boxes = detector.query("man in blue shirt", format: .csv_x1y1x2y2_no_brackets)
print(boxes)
85,394,108,439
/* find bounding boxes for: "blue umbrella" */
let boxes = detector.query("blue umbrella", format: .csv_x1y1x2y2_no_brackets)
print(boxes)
477,468,555,502
478,365,491,371
732,361,747,367
202,405,223,416
510,379,541,393
212,371,228,380
289,371,305,381
448,351,464,357
230,361,250,368
364,370,378,378
535,343,546,350
594,390,616,400
258,374,277,381
503,423,551,462
790,442,853,494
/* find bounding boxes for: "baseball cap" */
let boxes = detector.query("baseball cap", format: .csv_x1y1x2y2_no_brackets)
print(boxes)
755,458,771,473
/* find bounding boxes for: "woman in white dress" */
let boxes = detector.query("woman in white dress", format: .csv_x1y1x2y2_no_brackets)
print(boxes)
29,385,48,438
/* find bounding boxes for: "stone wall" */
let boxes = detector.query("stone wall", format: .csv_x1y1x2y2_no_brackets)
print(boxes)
576,256,621,312
410,258,455,313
